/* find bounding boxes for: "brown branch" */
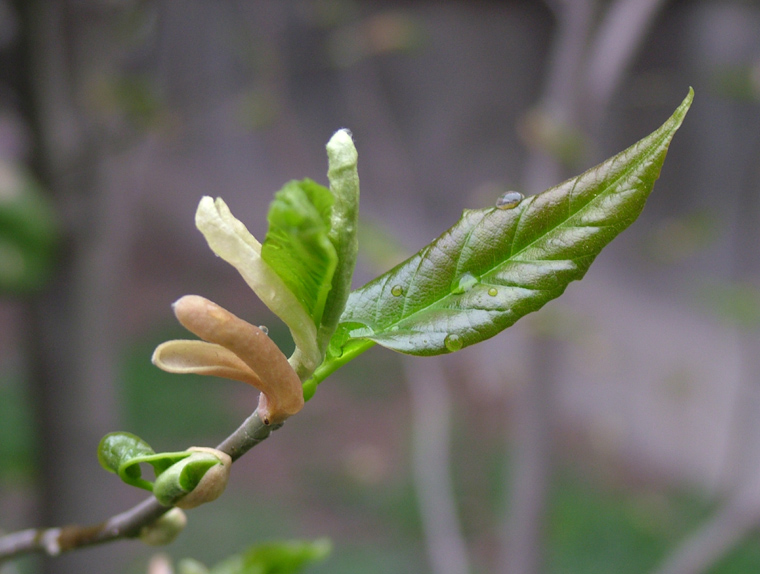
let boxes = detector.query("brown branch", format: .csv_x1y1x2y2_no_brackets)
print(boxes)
0,409,282,562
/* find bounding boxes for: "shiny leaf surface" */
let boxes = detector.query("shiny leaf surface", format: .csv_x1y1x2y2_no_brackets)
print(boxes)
330,89,693,359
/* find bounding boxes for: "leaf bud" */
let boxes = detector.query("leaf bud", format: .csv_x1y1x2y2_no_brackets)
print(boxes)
139,508,187,546
153,447,232,509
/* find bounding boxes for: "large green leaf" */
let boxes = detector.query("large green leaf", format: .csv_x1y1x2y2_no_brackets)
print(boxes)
261,179,338,328
318,89,692,375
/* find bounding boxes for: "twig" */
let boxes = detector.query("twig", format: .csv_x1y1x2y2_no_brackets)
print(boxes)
581,0,669,133
521,0,597,195
650,491,760,574
500,333,560,574
406,356,471,574
0,409,281,562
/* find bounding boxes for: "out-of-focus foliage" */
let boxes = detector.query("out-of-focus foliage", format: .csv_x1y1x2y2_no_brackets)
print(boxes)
176,538,331,574
710,62,760,102
643,210,717,263
700,281,760,329
327,11,424,68
0,373,34,482
548,471,760,574
0,160,57,294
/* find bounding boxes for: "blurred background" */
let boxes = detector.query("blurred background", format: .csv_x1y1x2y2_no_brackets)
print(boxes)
1,1,760,573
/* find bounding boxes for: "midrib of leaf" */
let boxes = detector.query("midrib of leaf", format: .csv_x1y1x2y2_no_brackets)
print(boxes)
388,125,669,331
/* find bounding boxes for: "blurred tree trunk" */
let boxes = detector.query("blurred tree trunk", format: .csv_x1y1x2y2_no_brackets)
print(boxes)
15,1,131,572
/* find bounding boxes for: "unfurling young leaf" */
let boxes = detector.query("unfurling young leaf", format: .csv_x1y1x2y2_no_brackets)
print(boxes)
153,447,232,509
97,432,155,476
261,179,338,329
275,129,360,377
194,130,359,382
306,88,693,389
98,432,192,492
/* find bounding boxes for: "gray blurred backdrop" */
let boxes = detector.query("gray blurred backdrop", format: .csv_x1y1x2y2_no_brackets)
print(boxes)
2,1,760,574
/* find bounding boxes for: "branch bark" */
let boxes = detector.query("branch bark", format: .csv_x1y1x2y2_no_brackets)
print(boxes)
0,409,280,562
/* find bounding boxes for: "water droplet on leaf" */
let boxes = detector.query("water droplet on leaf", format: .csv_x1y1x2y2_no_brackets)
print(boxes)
391,285,404,297
444,333,463,352
451,272,478,294
349,325,374,338
488,287,498,296
258,325,269,335
496,191,524,210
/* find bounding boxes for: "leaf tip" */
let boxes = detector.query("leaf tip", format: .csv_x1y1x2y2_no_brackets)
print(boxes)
674,87,694,122
327,129,358,171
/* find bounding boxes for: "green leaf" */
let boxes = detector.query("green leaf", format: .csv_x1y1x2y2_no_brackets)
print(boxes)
97,432,191,492
152,451,221,506
210,539,332,574
97,432,155,475
328,89,693,362
261,179,338,329
98,432,158,491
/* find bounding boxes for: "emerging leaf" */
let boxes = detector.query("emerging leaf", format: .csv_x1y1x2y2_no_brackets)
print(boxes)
326,89,693,363
97,431,192,492
153,447,232,509
316,129,360,355
193,130,359,382
97,432,155,475
261,179,338,328
195,197,320,373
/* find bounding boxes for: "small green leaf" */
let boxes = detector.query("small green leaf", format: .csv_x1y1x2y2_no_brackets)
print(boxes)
98,432,191,492
261,179,338,329
325,88,693,362
210,539,332,574
152,454,219,506
97,432,155,475
153,448,231,508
